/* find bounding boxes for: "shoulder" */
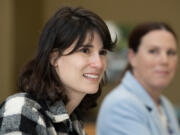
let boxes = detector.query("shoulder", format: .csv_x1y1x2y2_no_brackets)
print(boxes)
98,85,148,123
100,85,144,112
0,93,47,134
0,92,42,115
97,86,149,135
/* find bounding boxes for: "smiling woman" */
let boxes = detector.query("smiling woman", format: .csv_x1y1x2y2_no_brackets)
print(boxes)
0,7,116,135
51,31,108,114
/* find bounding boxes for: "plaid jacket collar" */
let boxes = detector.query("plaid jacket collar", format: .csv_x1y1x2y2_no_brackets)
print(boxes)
45,99,70,123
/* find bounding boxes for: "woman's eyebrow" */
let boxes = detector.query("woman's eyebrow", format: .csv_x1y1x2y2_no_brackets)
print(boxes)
81,44,93,48
81,44,104,49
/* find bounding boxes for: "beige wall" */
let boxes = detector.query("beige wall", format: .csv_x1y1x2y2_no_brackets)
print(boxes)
0,0,15,101
0,0,180,105
14,0,43,85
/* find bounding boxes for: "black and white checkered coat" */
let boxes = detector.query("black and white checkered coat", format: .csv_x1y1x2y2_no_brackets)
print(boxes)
0,93,86,135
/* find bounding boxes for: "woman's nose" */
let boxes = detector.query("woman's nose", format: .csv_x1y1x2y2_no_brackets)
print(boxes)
90,54,105,69
160,52,168,64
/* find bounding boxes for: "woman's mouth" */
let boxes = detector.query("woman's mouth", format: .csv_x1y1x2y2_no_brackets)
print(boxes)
83,73,99,79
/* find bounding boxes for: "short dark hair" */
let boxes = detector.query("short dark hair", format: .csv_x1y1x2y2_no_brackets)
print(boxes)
18,7,116,113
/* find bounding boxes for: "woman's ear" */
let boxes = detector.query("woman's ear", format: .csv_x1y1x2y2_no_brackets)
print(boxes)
49,51,58,67
128,49,136,68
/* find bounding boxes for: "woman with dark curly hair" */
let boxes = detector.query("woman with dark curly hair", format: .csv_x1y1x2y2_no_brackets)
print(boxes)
0,6,115,135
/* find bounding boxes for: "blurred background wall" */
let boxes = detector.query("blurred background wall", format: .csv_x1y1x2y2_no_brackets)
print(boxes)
0,0,180,134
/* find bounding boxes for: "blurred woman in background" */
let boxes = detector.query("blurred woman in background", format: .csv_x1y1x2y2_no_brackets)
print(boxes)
97,22,180,135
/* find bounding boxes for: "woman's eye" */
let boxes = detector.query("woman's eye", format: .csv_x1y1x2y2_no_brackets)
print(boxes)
100,49,107,56
149,49,158,54
167,50,177,56
80,48,90,54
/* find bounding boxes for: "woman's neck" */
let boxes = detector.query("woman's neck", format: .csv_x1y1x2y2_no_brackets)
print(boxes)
146,88,161,106
65,89,86,115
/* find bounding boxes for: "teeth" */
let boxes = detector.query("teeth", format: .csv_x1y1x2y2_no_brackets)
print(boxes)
83,74,99,79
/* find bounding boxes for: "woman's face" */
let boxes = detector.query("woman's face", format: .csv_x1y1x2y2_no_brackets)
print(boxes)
53,31,107,97
129,30,178,92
